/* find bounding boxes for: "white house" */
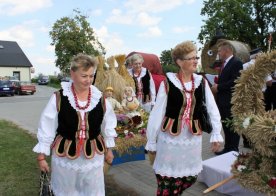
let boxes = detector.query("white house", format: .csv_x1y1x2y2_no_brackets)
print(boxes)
0,40,33,81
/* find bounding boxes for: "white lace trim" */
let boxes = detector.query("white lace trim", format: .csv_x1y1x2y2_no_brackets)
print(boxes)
61,81,102,112
52,153,103,172
166,72,202,90
210,133,224,143
128,67,147,78
154,165,202,178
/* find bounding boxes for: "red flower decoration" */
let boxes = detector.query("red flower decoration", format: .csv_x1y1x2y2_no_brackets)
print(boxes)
125,132,135,139
138,128,146,136
214,76,218,84
163,189,169,196
268,177,276,188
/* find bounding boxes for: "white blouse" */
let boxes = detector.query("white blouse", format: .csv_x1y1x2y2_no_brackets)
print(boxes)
145,73,223,177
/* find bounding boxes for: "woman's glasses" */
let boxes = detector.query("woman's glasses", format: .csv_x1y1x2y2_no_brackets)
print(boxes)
182,56,200,61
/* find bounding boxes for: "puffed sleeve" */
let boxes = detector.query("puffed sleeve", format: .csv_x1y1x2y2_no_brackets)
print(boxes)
149,72,156,105
204,79,224,143
101,99,118,148
145,81,167,151
33,94,58,156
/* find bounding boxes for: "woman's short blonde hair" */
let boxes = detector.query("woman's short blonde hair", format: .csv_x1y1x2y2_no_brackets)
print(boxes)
171,41,197,64
70,53,98,72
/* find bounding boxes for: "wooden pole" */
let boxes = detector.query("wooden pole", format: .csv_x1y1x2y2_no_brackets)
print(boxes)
203,175,235,194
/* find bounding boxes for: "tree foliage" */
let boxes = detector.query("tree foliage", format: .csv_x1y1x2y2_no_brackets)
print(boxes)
49,10,105,72
160,49,173,66
160,49,179,73
198,0,275,51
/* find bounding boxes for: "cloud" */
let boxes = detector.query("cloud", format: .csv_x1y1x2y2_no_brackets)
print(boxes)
105,9,133,25
107,0,196,27
0,24,35,47
39,26,50,33
46,45,55,52
172,26,195,33
106,9,161,27
124,0,191,13
138,26,162,38
94,26,129,56
31,55,59,76
0,0,53,16
88,8,102,17
137,12,161,26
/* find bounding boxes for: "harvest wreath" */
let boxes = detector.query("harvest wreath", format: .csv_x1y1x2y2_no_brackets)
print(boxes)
230,50,276,196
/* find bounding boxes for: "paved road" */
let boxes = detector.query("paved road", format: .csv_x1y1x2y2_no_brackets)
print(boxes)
0,85,228,195
0,85,56,134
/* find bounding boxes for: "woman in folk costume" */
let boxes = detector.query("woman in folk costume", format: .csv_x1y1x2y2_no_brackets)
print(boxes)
127,53,156,112
145,41,223,196
33,54,117,196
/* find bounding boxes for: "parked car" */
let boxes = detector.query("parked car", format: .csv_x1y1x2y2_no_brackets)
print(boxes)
9,79,20,87
0,80,14,96
38,75,49,85
60,77,71,82
14,81,36,95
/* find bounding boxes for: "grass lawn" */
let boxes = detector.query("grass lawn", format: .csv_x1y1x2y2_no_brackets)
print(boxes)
0,120,40,196
0,119,138,196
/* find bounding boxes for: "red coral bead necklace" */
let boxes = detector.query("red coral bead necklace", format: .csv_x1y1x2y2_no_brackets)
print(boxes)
177,73,195,93
71,84,91,110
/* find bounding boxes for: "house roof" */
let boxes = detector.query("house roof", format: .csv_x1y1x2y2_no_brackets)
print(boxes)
0,40,33,67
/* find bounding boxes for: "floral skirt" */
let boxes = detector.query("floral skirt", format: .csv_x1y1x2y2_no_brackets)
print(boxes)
156,174,197,196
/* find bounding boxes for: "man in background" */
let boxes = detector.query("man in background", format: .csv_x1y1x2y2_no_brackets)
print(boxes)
211,41,243,155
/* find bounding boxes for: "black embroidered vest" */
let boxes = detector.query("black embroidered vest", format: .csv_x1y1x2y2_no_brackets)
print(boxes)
133,69,151,103
162,77,204,136
52,89,106,159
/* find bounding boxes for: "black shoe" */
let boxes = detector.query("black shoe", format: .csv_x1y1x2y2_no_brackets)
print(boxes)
214,149,230,156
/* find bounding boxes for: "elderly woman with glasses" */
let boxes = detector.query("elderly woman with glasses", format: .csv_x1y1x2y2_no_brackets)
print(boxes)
145,41,223,195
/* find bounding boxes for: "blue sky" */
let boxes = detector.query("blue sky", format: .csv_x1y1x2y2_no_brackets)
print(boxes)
0,0,204,76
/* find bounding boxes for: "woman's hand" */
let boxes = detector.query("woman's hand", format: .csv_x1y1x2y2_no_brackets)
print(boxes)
37,154,50,172
211,142,221,152
105,148,114,165
148,151,156,165
38,160,50,172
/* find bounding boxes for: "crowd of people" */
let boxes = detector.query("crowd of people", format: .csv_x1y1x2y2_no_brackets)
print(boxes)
33,40,275,196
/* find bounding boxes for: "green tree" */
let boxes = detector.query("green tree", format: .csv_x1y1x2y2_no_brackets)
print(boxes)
160,49,173,66
198,0,275,51
49,9,105,73
160,49,179,73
